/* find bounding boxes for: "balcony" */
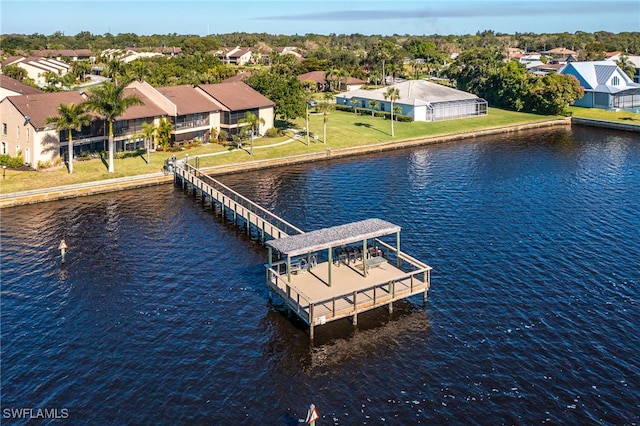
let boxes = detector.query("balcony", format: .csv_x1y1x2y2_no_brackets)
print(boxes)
173,118,209,133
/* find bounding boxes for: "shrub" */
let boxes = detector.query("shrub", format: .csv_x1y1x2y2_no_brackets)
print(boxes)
0,153,24,168
114,148,145,159
264,127,283,138
37,157,64,169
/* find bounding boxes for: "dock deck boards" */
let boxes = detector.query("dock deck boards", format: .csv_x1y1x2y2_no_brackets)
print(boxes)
174,163,431,339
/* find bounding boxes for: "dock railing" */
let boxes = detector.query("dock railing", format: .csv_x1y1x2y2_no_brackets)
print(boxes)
265,248,432,327
178,162,304,237
266,260,313,323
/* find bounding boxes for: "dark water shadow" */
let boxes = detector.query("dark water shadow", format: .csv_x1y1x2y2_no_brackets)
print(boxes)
261,298,432,372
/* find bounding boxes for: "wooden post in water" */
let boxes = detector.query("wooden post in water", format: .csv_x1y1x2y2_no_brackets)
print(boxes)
327,247,332,287
309,304,315,340
362,238,368,276
396,231,401,268
352,291,358,325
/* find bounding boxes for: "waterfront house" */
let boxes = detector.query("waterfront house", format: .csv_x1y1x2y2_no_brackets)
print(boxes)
0,91,90,167
198,81,275,138
0,79,276,168
558,61,640,110
155,84,222,145
336,80,488,122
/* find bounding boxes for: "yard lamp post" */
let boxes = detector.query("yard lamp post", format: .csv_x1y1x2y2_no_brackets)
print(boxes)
2,165,6,180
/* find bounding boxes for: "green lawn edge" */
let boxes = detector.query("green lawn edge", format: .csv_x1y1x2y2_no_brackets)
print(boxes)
1,106,632,195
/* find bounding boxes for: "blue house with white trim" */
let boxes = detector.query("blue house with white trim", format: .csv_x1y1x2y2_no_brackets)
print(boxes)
559,61,640,111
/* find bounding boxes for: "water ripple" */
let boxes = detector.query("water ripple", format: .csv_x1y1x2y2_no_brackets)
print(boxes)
2,127,639,424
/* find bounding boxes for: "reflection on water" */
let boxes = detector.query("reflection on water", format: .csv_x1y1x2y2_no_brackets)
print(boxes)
262,300,431,372
2,127,639,424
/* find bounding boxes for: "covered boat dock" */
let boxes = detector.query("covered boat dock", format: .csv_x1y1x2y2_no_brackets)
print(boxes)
265,219,432,339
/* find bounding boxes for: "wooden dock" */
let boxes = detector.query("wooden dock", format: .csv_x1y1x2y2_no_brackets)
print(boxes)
174,162,432,340
174,162,303,239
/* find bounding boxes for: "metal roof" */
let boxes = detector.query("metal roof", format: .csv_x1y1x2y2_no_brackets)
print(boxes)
266,218,400,257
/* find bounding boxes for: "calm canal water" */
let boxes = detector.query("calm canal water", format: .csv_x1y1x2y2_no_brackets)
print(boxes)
1,126,639,425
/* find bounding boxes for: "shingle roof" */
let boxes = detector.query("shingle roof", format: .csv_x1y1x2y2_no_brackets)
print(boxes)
0,75,44,96
118,87,165,120
156,85,221,115
6,91,88,129
198,81,274,111
266,218,400,257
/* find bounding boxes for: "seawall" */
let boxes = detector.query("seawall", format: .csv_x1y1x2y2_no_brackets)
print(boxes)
0,117,618,209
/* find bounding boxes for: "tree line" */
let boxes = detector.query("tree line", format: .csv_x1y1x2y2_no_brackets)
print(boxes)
3,30,637,126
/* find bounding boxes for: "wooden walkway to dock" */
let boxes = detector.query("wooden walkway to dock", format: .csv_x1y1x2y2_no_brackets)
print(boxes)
174,161,432,340
174,162,303,239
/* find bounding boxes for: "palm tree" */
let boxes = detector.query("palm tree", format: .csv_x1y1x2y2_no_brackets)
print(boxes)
44,71,62,86
72,60,91,82
616,54,636,80
44,103,92,174
383,86,400,137
369,70,382,88
105,59,124,85
393,105,403,119
237,111,265,155
316,100,335,144
351,98,360,114
324,69,336,91
129,60,150,82
337,69,349,92
302,81,316,145
141,121,156,164
156,118,173,151
368,99,379,116
84,81,144,173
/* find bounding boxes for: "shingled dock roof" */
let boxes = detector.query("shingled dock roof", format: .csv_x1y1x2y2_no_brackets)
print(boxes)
266,218,400,257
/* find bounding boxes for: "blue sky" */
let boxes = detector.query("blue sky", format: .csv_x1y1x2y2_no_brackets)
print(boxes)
2,0,639,36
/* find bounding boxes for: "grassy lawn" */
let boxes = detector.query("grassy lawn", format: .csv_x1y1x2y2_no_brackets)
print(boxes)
1,108,560,195
568,106,640,123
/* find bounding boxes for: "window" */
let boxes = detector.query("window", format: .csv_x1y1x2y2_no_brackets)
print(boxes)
2,123,6,136
26,128,30,142
1,142,6,154
612,76,620,86
16,126,20,139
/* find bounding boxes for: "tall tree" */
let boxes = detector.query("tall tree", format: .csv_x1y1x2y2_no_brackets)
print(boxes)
383,87,400,137
368,99,379,116
141,121,156,164
245,70,306,121
44,103,92,174
449,47,504,95
72,60,91,81
615,54,637,80
129,60,150,82
156,118,173,151
316,97,335,144
84,81,143,173
351,98,360,114
105,59,124,85
237,111,265,155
